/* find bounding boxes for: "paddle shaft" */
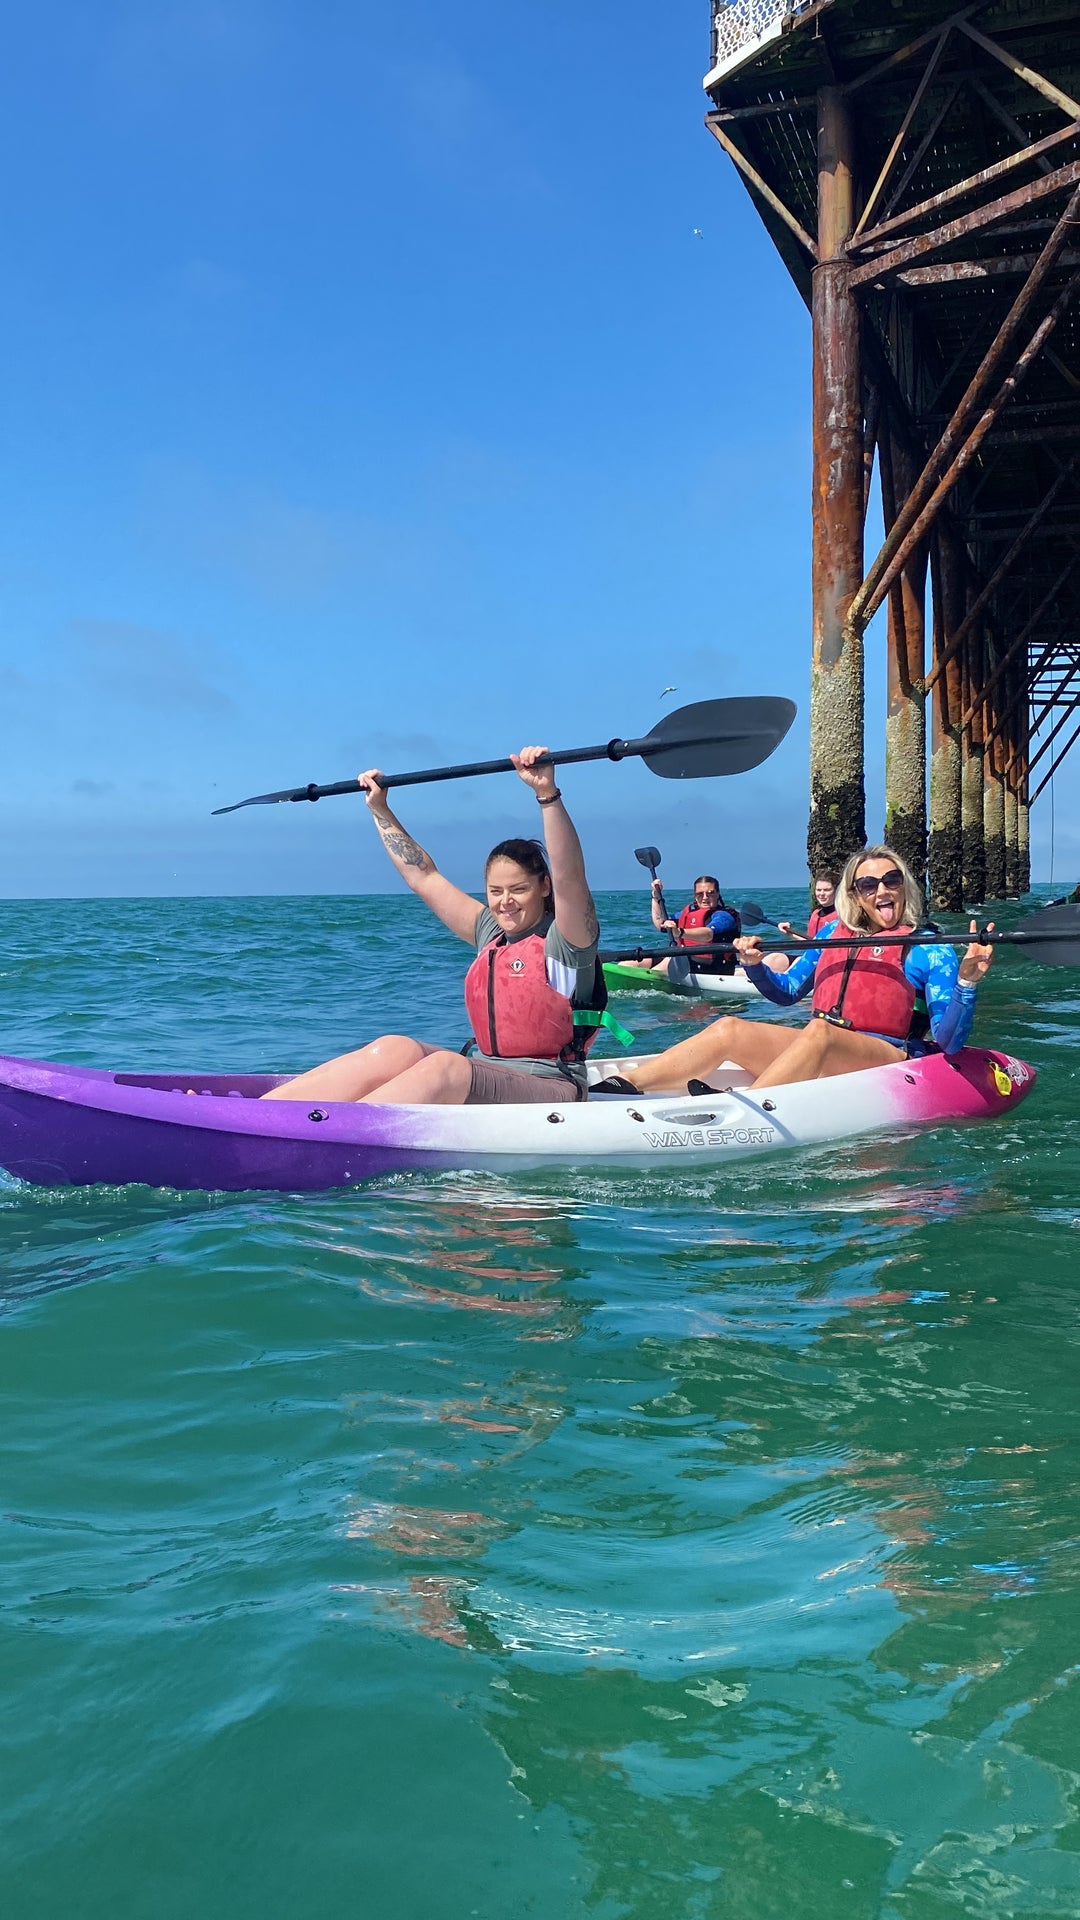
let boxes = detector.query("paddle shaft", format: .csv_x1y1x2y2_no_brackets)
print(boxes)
602,927,1075,963
278,731,747,804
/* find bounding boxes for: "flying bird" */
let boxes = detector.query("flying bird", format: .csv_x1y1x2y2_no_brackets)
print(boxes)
660,686,677,699
693,228,703,239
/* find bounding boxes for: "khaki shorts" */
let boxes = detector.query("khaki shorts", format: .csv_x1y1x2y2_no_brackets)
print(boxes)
465,1059,583,1105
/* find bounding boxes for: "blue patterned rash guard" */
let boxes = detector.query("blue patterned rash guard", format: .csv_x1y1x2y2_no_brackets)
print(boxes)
745,935,978,1054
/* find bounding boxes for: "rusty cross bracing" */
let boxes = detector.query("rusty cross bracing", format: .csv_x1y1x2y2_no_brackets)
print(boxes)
705,0,1080,904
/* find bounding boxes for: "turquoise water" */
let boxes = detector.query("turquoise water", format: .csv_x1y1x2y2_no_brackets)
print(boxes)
3,891,1078,1920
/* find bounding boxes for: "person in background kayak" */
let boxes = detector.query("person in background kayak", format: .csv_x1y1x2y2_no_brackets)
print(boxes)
776,868,840,945
262,746,605,1106
806,869,840,938
599,847,994,1094
621,874,742,981
654,875,741,975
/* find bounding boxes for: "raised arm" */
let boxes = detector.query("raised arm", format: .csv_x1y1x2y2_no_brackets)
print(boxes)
650,881,676,933
358,769,480,943
510,746,597,950
914,922,993,1055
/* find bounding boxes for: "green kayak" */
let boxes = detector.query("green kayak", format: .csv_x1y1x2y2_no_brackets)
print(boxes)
602,961,756,1000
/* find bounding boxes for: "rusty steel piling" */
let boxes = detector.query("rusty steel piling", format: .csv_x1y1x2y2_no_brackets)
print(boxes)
882,431,929,877
808,86,865,874
961,611,987,904
928,529,964,908
704,2,1080,895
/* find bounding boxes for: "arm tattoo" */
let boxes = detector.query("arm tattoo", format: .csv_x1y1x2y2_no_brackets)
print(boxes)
584,904,599,944
377,820,431,871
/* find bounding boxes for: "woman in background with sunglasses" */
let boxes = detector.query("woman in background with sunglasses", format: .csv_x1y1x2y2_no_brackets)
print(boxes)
651,874,742,978
600,846,994,1094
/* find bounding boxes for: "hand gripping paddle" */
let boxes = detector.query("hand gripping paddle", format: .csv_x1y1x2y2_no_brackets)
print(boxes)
634,844,672,932
212,696,797,814
633,842,686,966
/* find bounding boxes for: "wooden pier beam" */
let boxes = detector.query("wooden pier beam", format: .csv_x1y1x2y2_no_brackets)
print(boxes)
928,528,964,909
881,431,928,880
808,86,865,874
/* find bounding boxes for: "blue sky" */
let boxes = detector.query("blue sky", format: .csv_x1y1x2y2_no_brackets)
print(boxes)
2,0,1076,898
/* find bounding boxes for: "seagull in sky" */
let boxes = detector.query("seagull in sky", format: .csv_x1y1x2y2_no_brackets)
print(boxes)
693,228,703,239
660,685,677,699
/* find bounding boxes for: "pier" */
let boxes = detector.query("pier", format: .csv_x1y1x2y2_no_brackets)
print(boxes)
705,0,1080,903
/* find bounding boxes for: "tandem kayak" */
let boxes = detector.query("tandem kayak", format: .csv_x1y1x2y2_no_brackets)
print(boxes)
602,960,757,999
0,1047,1035,1194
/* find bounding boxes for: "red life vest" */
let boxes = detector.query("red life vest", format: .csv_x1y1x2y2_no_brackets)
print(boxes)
464,931,589,1061
675,905,715,948
675,902,739,975
810,923,916,1043
807,905,838,940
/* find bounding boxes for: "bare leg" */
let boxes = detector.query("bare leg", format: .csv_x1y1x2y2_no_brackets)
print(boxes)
750,1019,904,1089
362,1049,475,1106
260,1035,439,1102
628,1016,796,1092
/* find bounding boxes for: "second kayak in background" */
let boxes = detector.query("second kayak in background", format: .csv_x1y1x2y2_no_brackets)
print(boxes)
602,960,757,999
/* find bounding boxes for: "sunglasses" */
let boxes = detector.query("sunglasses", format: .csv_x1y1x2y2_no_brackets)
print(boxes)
694,890,718,899
853,867,903,898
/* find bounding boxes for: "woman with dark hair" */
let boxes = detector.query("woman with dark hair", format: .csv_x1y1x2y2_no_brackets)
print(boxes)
652,874,742,977
776,869,840,944
621,872,742,981
806,869,841,940
262,745,605,1106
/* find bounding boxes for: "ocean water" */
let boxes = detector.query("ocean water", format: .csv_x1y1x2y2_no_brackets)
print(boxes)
2,889,1078,1920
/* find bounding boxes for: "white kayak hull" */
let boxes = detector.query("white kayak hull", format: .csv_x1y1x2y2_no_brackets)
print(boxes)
0,1047,1036,1192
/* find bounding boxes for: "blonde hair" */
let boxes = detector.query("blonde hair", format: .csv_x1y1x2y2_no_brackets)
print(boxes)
834,846,925,932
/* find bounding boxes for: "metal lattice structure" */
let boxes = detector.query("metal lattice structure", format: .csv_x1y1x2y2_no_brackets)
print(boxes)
704,0,1080,903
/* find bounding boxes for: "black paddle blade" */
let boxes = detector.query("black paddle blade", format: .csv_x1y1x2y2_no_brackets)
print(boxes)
212,777,361,816
1013,901,1080,966
634,846,662,869
739,900,767,926
211,784,314,816
639,697,796,779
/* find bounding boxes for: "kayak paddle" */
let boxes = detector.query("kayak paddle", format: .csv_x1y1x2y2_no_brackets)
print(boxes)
740,899,810,942
601,903,1080,970
212,696,797,814
634,844,676,946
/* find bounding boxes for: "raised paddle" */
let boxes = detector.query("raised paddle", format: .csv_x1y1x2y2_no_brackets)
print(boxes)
631,843,698,982
212,696,797,814
634,844,676,947
601,904,1080,969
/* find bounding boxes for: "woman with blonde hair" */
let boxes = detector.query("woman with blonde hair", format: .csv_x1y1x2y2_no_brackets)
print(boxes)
597,846,995,1095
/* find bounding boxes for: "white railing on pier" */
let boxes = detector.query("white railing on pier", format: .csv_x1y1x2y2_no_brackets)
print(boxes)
707,0,824,85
